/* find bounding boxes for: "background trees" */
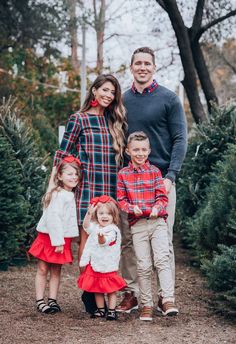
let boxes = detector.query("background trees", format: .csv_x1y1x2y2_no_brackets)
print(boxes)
155,0,236,123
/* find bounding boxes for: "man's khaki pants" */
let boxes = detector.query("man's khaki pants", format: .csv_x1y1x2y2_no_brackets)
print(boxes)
120,184,176,296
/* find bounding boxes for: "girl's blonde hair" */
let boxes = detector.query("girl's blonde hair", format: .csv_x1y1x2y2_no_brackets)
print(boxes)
80,74,127,168
43,160,82,208
93,198,120,225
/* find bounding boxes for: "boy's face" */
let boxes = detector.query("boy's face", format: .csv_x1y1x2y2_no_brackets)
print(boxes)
126,139,151,168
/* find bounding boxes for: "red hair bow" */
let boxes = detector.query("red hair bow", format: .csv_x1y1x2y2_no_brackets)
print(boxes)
90,195,114,205
63,155,81,166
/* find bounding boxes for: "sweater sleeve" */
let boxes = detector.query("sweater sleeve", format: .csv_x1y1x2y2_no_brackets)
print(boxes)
166,95,188,182
45,192,65,246
54,113,81,166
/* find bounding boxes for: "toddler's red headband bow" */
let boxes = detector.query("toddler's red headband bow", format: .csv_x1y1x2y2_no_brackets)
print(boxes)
90,195,116,206
62,155,81,167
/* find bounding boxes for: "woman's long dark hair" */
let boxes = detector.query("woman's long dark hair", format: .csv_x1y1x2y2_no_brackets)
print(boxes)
80,74,127,167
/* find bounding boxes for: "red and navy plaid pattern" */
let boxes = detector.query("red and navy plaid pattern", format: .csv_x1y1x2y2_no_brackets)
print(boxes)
131,79,158,94
117,161,168,225
54,112,117,225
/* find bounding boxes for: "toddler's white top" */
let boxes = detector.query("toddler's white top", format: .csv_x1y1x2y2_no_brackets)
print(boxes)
37,189,79,246
79,222,121,273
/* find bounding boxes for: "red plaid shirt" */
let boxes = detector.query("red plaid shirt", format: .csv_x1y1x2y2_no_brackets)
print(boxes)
117,160,168,225
131,79,158,94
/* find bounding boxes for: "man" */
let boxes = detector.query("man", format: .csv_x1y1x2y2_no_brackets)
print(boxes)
117,47,187,313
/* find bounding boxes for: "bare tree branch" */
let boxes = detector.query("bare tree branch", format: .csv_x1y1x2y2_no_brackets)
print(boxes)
198,9,236,39
191,0,205,39
156,0,167,11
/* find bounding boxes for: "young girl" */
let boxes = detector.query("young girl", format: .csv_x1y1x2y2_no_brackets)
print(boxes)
78,195,126,320
29,156,82,314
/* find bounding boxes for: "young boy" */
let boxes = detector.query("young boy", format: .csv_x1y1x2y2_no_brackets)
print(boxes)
117,131,178,321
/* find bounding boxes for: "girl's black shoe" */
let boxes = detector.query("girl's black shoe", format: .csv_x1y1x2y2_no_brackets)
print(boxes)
36,299,55,314
48,298,61,312
106,309,117,321
90,307,106,318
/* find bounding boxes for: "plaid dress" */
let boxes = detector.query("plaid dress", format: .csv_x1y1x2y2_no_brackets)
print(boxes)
54,112,117,225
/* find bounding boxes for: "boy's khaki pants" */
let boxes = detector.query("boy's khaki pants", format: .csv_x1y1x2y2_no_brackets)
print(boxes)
131,217,174,306
120,183,176,296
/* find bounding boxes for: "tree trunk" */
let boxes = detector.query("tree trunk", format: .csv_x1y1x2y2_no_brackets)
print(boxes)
191,39,218,112
67,0,80,73
94,0,106,74
160,0,206,123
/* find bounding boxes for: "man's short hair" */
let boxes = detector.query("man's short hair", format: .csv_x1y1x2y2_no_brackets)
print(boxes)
131,47,155,65
127,131,150,146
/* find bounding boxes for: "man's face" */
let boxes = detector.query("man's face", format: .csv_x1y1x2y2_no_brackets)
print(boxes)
130,52,156,86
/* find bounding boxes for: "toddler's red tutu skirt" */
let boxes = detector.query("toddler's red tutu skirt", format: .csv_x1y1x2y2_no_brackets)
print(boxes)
78,264,127,293
28,232,73,264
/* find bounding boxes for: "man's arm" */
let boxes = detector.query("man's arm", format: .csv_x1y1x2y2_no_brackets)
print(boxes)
166,94,188,183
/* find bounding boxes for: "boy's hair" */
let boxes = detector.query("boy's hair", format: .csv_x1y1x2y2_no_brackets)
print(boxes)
131,47,155,65
127,131,150,147
43,161,82,208
94,199,120,226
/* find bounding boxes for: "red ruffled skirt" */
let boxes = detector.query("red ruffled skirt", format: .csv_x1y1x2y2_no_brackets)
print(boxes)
28,232,73,264
78,264,127,293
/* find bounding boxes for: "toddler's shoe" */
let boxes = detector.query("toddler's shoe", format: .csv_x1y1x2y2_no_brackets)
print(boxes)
106,309,117,321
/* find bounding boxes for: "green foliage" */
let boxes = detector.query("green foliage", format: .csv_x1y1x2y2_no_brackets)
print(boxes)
176,104,236,246
202,245,236,310
0,0,66,54
0,98,47,253
0,133,29,261
189,144,236,255
176,104,236,315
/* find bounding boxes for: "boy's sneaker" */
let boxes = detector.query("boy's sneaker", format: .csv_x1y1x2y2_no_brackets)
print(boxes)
139,306,153,321
116,292,138,313
157,297,179,316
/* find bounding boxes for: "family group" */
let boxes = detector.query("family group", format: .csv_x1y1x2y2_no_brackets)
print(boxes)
28,47,187,322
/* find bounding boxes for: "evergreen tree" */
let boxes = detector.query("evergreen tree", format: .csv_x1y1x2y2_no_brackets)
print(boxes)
0,98,47,250
0,133,29,262
176,104,236,246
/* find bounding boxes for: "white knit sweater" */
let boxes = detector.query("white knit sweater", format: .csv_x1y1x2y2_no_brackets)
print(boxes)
37,189,79,246
79,222,121,273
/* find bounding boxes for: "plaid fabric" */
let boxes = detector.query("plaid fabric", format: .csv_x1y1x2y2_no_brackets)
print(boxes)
54,112,117,225
117,161,168,225
131,79,158,94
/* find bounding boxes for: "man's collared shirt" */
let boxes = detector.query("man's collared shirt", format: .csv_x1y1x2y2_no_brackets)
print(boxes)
117,160,168,225
131,79,158,94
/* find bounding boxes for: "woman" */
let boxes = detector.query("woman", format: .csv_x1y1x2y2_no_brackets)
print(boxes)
48,74,127,263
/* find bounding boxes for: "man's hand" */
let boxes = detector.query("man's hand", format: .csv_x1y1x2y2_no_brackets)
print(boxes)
55,245,64,253
164,178,172,194
133,205,143,216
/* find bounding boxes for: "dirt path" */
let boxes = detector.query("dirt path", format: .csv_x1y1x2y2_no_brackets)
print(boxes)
0,238,235,344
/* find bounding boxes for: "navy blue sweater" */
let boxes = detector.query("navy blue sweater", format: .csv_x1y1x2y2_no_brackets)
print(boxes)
123,85,187,182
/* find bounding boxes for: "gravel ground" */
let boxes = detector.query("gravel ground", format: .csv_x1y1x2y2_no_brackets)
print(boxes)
0,239,235,344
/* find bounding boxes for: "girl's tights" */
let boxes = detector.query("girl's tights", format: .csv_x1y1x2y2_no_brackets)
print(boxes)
35,259,62,300
95,292,116,309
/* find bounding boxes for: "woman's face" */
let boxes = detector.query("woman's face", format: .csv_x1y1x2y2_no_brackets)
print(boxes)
93,81,116,108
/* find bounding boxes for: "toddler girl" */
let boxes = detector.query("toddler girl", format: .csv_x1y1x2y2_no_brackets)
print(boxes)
29,156,82,314
78,195,126,320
